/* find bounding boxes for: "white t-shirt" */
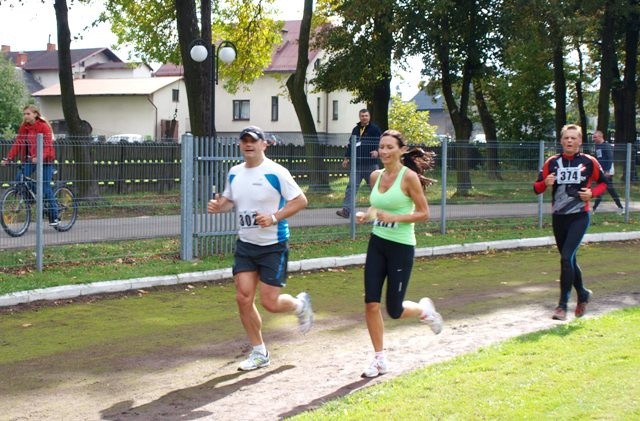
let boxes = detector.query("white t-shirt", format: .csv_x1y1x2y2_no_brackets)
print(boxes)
223,158,303,246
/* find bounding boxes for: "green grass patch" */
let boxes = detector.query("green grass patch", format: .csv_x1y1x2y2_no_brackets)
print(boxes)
293,307,640,420
0,215,637,295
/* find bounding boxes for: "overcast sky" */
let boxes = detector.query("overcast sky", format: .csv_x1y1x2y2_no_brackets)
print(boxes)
0,1,421,100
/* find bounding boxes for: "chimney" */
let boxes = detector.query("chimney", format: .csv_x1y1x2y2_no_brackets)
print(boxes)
47,43,56,52
1,45,9,54
16,52,27,66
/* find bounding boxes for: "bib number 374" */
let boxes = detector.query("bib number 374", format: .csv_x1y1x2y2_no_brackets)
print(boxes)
556,167,580,185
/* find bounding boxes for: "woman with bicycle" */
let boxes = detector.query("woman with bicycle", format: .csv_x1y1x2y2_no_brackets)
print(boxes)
1,104,59,226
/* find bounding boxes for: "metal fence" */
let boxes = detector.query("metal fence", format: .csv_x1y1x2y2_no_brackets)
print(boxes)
1,135,638,270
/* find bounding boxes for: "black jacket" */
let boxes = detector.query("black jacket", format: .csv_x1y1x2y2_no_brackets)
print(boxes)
345,122,382,165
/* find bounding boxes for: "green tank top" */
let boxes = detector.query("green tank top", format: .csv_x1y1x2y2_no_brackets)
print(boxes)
370,166,416,246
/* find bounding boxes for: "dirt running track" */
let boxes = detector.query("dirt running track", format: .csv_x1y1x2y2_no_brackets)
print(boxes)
2,289,638,421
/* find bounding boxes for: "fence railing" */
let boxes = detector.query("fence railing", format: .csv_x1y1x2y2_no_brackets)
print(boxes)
1,135,638,270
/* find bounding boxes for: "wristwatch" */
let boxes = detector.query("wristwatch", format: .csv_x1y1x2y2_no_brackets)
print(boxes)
271,214,278,224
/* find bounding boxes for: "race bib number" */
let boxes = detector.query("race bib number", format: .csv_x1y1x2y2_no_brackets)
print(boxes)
238,210,259,228
373,219,397,229
556,167,580,185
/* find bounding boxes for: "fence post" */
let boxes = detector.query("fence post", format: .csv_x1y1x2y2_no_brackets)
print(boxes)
180,133,194,260
35,133,43,272
439,140,448,235
537,140,545,228
349,134,357,239
624,142,631,222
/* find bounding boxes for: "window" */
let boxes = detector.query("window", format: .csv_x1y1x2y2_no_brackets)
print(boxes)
316,97,321,123
233,100,250,120
271,96,279,121
332,100,339,120
172,89,179,102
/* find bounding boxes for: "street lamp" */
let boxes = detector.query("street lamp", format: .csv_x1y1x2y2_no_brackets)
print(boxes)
189,39,237,139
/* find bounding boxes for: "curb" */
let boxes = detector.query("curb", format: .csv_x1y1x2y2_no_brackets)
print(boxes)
1,231,639,308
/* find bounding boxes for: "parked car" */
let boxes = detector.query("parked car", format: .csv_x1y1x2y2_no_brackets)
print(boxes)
434,134,453,144
471,134,486,144
106,134,144,144
265,133,284,146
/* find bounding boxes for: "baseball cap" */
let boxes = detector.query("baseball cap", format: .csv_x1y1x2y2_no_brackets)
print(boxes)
239,126,265,141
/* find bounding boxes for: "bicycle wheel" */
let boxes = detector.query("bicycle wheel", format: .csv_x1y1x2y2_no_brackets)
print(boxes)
53,186,78,232
1,187,31,237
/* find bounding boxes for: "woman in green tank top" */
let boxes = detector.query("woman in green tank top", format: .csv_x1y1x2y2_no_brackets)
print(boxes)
355,129,444,378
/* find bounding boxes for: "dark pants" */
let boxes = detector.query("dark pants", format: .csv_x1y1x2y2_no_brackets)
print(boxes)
552,212,591,310
21,163,59,222
341,163,378,211
592,175,622,210
363,234,414,319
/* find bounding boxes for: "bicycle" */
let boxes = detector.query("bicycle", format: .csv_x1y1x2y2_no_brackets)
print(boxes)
1,165,78,237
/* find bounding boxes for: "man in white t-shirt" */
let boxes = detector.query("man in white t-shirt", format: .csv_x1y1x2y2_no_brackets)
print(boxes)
207,126,313,371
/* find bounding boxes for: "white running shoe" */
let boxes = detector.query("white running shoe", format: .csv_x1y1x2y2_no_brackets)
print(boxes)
419,297,443,334
296,292,314,334
361,357,388,378
238,350,270,371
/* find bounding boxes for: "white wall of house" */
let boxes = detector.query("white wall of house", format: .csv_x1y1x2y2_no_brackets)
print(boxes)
213,70,365,136
40,96,156,138
32,69,59,89
38,80,190,140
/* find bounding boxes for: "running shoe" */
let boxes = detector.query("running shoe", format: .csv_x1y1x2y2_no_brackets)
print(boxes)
617,207,625,215
238,350,270,371
575,289,593,318
296,292,314,334
552,307,567,321
419,297,443,334
361,357,388,378
49,219,60,227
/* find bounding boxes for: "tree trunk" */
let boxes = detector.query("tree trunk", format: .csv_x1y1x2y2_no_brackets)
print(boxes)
473,77,501,180
54,0,98,199
622,0,639,181
575,43,588,144
369,13,393,131
597,0,617,135
286,0,327,190
552,41,566,143
176,0,207,137
438,42,473,196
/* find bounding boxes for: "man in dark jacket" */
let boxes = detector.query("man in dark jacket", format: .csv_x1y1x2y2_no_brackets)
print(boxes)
336,109,382,218
592,130,623,214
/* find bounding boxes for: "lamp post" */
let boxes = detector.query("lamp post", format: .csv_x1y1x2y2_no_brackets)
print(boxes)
189,39,237,139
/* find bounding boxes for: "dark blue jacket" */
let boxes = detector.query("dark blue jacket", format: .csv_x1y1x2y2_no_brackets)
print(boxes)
594,142,613,173
345,122,382,166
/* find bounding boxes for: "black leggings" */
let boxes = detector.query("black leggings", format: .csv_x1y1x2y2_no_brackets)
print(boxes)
364,234,414,319
552,212,591,309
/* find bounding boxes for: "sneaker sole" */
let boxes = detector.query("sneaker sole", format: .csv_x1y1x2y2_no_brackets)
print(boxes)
238,360,270,371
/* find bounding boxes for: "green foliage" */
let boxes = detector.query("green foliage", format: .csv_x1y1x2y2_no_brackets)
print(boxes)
312,0,400,104
0,53,26,135
388,95,437,145
101,0,282,93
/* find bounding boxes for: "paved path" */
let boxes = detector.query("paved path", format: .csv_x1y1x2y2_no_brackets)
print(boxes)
1,201,638,249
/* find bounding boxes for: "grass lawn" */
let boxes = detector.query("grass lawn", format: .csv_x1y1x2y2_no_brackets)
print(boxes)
0,214,638,295
292,307,640,420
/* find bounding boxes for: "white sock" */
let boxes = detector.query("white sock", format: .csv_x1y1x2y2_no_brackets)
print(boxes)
253,344,267,356
295,298,303,314
375,351,386,360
